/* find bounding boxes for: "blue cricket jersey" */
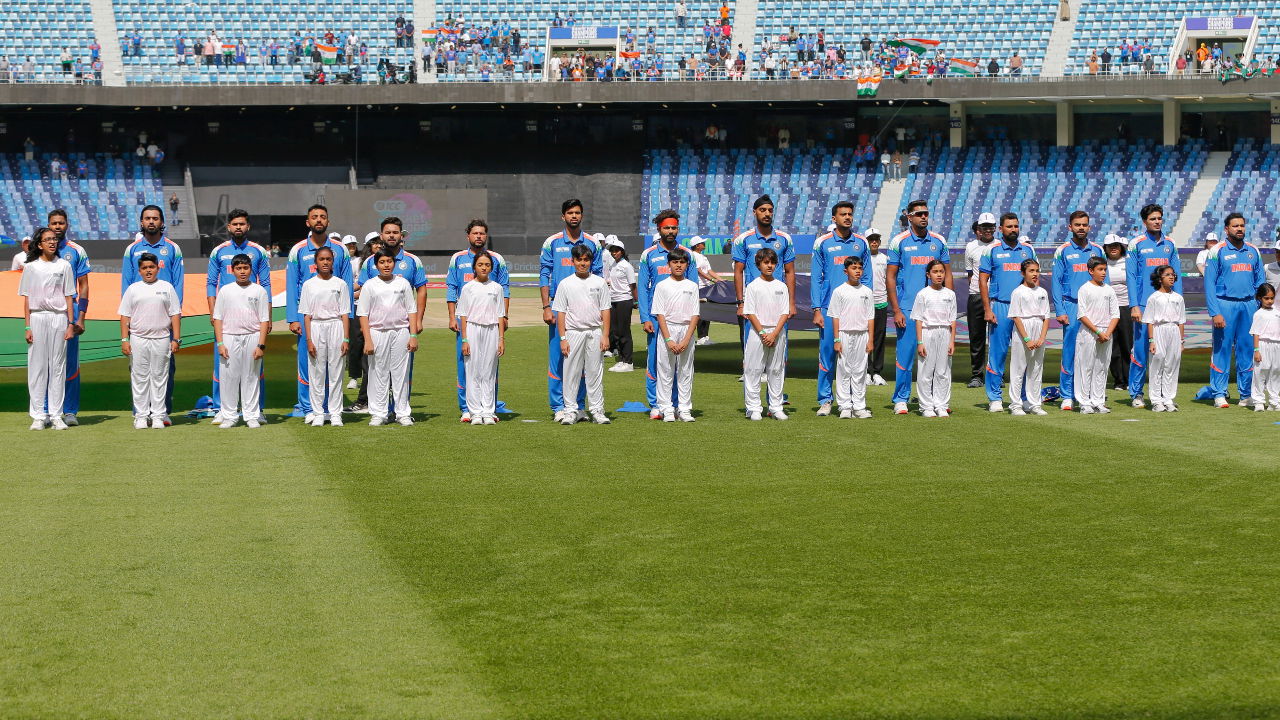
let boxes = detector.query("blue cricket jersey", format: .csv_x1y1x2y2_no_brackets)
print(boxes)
979,238,1037,303
637,239,691,324
732,228,796,287
286,237,354,322
123,234,185,302
446,248,510,303
357,247,428,288
207,238,272,296
539,230,603,300
1204,239,1266,316
886,229,949,312
1126,232,1181,311
1050,239,1104,308
810,229,873,311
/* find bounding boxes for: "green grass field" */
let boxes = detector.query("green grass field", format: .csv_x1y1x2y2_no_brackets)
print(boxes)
1,323,1278,719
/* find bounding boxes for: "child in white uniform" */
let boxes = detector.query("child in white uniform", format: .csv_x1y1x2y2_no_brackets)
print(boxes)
910,259,957,417
1075,257,1120,413
19,228,76,430
553,244,612,425
357,250,420,426
743,247,791,421
651,247,701,422
457,252,507,425
1143,264,1186,412
213,253,271,428
299,246,351,426
1250,283,1280,411
1008,258,1050,416
828,256,875,419
119,252,182,429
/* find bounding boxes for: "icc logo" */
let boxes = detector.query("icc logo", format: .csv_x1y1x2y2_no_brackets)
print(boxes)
374,199,408,213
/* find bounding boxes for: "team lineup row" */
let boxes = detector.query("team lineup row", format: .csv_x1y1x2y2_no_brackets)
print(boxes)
15,197,1280,428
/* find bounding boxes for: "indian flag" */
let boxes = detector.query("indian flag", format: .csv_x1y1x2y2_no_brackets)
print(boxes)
422,28,438,44
317,43,339,64
858,75,881,96
948,58,979,76
893,63,909,79
887,38,941,55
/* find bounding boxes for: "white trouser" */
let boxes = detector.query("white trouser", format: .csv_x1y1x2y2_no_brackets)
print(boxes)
744,326,786,413
1148,322,1182,406
27,311,67,421
916,325,951,412
656,322,695,414
218,333,263,422
1074,331,1111,408
1253,340,1280,407
464,322,500,419
562,327,604,414
130,334,171,419
1009,331,1044,410
307,319,346,419
369,327,411,421
834,329,869,412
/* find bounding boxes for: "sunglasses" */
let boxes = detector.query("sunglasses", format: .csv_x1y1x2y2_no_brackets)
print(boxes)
909,211,929,218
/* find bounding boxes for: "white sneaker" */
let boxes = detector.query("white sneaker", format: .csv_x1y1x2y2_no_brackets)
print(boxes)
854,409,873,419
1010,405,1025,416
922,409,937,418
61,414,78,427
1131,397,1145,409
1214,396,1229,408
160,415,172,427
346,378,358,390
575,410,589,424
29,419,45,431
330,417,344,427
872,374,886,386
678,411,695,422
304,413,317,424
602,350,615,358
1151,403,1165,412
608,362,629,372
1239,397,1254,408
592,412,611,424
151,417,166,428
663,411,676,422
838,408,852,419
398,417,414,426
1030,406,1048,416
310,415,325,426
736,375,744,382
1167,403,1179,412
369,416,386,426
816,402,832,417
1098,405,1112,414
649,408,663,420
988,401,1004,413
1254,404,1267,413
134,418,149,429
936,408,950,417
1060,400,1073,412
559,412,575,426
219,419,237,428
1079,406,1095,414
483,416,497,425
747,410,762,421
696,336,713,346
770,410,788,421
461,411,472,423
246,418,261,428
893,402,908,415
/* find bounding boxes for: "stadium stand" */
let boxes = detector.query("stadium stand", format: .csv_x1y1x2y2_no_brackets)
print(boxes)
641,148,882,242
0,154,162,240
898,139,1208,247
1188,138,1280,245
0,0,97,83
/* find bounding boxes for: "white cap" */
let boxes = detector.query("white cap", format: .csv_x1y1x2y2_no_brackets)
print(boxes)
364,231,380,243
1103,233,1128,247
977,212,997,225
604,236,625,250
1205,232,1219,242
592,232,606,242
1018,234,1031,243
688,235,707,247
1273,238,1280,251
827,223,837,232
328,231,342,240
864,227,882,238
343,234,358,245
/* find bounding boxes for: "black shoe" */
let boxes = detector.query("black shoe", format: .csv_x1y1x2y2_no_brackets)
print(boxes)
966,378,983,388
343,402,369,414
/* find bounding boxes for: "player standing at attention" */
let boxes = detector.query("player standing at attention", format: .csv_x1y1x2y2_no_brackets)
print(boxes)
605,237,637,373
979,212,1037,412
358,250,420,427
456,252,506,426
123,205,185,424
19,227,76,430
553,244,612,425
886,200,952,415
810,201,872,416
119,252,182,429
866,228,889,386
828,256,875,419
637,210,690,418
1126,204,1181,408
910,259,957,418
1008,259,1051,416
299,246,351,426
1051,211,1105,411
1250,283,1280,411
651,247,701,422
1076,257,1120,414
732,195,796,363
963,213,997,388
212,254,270,429
45,209,89,426
1143,264,1186,413
539,199,603,418
286,204,353,422
446,219,509,422
744,247,792,421
206,210,272,419
1203,212,1266,408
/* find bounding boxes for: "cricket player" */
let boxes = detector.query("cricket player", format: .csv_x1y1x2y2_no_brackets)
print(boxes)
637,209,690,418
1125,204,1181,407
651,247,701,422
732,195,796,355
539,199,603,416
1204,212,1266,407
119,252,182,429
811,201,872,416
212,254,271,428
206,210,272,416
1050,210,1104,410
299,245,351,426
446,218,510,422
286,205,353,421
744,247,792,421
886,199,952,414
123,204,185,422
357,249,420,427
979,212,1037,411
456,252,506,425
20,227,76,430
552,243,612,425
46,209,90,425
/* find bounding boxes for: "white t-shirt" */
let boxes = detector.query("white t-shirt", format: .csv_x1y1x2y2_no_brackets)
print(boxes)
1008,284,1050,329
1077,281,1120,328
870,252,888,305
1195,249,1210,274
552,273,611,330
607,258,636,302
298,275,351,322
1250,307,1280,341
119,279,181,338
1106,257,1129,306
17,257,76,313
1143,290,1185,325
213,281,270,335
909,285,957,328
743,277,791,329
691,250,713,289
356,275,415,331
964,239,994,295
650,277,700,324
456,278,504,326
828,282,874,333
10,252,27,271
1264,261,1280,289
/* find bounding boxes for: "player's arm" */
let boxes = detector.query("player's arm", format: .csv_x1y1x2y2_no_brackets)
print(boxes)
121,249,135,294
256,251,272,298
782,239,798,317
119,313,132,355
1204,253,1223,322
557,302,569,356
74,271,89,334
1125,249,1142,320
213,316,228,358
886,263,903,327
599,306,611,352
458,314,470,356
732,260,746,317
942,256,954,291
979,271,994,322
304,312,316,356
539,242,554,325
169,308,182,353
286,252,302,333
914,309,926,355
414,282,428,330
1050,251,1066,321
171,247,186,304
810,242,825,327
445,260,461,332
948,314,957,354
865,312,875,353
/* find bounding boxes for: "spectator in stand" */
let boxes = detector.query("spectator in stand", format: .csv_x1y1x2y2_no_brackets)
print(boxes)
1009,51,1023,76
1100,47,1112,74
1143,53,1154,75
60,47,73,74
719,2,730,23
880,149,890,179
395,13,406,47
169,192,181,224
891,150,903,181
89,39,100,63
75,158,88,179
1088,51,1099,75
987,57,999,76
676,0,688,28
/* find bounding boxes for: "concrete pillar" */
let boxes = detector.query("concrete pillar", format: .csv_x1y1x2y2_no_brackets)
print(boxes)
1162,100,1179,146
1272,100,1280,145
1055,102,1073,147
948,102,965,148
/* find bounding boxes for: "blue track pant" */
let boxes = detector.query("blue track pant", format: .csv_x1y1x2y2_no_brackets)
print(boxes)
1209,298,1255,399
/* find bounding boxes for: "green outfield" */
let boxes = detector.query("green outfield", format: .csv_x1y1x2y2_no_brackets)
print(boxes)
1,323,1277,719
